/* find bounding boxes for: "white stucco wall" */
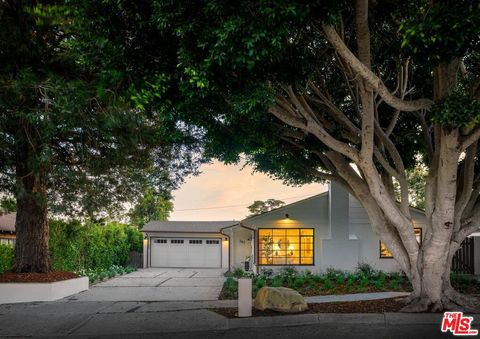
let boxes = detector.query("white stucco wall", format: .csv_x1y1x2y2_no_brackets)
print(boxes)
143,231,229,271
348,194,426,272
242,192,329,273
239,182,427,274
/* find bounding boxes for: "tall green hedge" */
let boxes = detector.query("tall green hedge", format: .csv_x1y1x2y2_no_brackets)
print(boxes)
1,220,143,274
49,220,143,272
0,244,13,274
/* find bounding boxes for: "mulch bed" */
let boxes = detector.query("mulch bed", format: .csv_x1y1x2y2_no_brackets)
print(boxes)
0,271,78,283
212,297,406,318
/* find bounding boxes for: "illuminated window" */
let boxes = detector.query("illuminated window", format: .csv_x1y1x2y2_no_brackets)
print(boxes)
258,228,314,266
380,228,422,258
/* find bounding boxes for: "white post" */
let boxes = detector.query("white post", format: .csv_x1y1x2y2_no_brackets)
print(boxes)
143,236,148,268
238,278,252,317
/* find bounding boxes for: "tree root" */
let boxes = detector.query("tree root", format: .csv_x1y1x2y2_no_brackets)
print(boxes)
401,291,480,313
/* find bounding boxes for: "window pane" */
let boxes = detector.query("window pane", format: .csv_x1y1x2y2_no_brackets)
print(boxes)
272,235,286,244
286,257,300,265
301,257,313,264
301,237,313,252
300,229,313,236
301,251,313,258
380,242,393,258
273,257,286,265
259,229,272,237
286,229,299,237
259,257,273,265
258,228,315,266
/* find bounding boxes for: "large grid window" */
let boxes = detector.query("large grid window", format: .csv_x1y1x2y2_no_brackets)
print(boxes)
258,228,314,266
380,228,422,258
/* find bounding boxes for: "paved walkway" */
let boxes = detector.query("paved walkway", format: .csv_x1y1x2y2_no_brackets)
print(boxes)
68,268,226,302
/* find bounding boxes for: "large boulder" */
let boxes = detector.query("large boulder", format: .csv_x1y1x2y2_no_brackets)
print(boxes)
253,287,308,313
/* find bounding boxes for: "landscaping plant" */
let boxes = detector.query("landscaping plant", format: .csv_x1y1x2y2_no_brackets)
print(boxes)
0,244,13,274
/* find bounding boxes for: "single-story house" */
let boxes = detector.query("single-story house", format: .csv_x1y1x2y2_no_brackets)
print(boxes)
0,212,16,246
142,182,480,274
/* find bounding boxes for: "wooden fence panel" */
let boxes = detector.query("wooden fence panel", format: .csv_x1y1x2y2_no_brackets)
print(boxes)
452,237,474,275
128,251,143,268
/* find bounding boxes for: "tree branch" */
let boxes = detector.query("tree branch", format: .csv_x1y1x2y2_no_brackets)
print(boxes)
455,143,477,232
321,23,433,112
461,127,480,150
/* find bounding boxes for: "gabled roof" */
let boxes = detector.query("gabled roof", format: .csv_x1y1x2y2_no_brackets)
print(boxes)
0,212,16,233
142,220,239,233
241,191,328,223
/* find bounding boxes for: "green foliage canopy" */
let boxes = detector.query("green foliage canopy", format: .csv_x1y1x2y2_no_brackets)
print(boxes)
247,199,285,217
128,189,173,228
0,1,202,219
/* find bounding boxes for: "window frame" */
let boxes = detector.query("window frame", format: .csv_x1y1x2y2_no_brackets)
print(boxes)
257,228,315,266
379,227,422,259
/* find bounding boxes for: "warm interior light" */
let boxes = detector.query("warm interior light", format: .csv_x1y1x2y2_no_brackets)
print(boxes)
273,243,281,256
288,244,294,256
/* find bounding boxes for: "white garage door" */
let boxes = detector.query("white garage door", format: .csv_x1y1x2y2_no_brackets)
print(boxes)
150,238,222,268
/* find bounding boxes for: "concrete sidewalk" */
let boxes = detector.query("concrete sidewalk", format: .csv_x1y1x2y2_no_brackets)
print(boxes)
0,297,478,337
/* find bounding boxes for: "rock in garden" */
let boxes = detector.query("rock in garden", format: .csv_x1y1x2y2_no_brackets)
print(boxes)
253,287,308,313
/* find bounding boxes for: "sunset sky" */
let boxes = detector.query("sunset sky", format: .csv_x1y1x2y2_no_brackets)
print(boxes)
169,160,327,221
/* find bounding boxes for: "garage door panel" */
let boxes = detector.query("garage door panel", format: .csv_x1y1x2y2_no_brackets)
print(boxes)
204,240,221,267
151,239,168,267
187,239,205,267
168,240,188,267
150,237,221,268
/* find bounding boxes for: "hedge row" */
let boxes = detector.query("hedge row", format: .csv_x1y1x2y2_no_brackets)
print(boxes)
0,221,143,274
0,244,13,274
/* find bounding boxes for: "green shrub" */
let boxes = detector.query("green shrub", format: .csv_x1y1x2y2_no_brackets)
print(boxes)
322,278,334,291
270,276,283,287
356,262,376,277
373,271,386,290
0,244,13,274
223,277,238,298
49,220,141,272
279,267,297,285
76,265,137,284
232,267,245,278
293,276,306,289
326,268,344,280
346,273,356,287
255,277,266,290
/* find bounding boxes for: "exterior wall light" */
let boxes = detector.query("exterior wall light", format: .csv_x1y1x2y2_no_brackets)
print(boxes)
285,213,290,219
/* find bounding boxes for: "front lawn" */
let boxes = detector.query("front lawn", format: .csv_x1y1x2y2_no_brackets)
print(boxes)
220,265,480,300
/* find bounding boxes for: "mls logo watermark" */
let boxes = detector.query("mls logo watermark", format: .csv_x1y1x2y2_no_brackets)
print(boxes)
441,312,478,336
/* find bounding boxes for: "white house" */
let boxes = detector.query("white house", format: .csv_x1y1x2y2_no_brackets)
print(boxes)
142,182,479,274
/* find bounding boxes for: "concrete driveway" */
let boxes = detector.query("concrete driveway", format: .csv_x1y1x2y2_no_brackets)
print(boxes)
68,268,225,302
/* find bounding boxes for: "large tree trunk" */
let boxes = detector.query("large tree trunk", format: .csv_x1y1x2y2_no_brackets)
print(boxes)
13,134,51,273
13,182,50,273
404,241,478,312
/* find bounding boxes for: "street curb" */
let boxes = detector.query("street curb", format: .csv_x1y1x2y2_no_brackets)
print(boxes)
224,312,480,329
228,313,319,329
